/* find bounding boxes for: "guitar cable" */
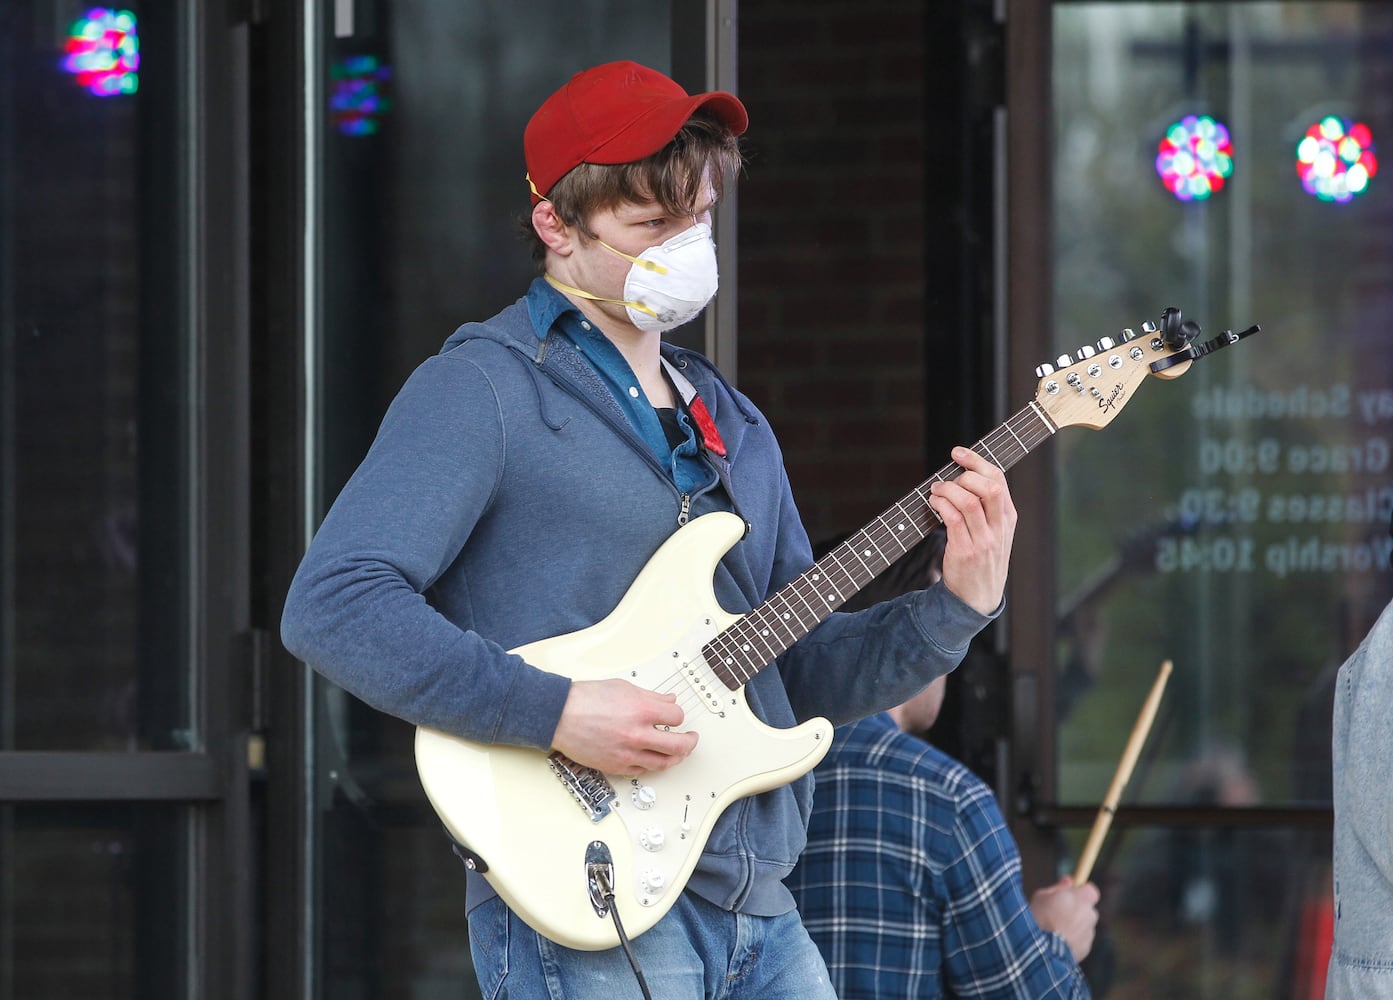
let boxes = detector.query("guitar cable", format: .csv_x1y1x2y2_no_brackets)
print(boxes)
591,865,654,1000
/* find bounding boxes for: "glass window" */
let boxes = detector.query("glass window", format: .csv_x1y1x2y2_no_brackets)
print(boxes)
1050,4,1389,995
2,804,189,999
1052,1,1393,809
1077,823,1333,997
1,3,191,751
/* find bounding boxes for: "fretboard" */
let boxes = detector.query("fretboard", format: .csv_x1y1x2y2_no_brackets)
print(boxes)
702,401,1057,689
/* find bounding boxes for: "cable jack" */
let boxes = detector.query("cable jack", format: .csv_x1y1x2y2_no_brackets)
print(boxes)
585,841,652,1000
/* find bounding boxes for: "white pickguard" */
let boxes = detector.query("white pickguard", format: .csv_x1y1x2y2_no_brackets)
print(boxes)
414,511,833,951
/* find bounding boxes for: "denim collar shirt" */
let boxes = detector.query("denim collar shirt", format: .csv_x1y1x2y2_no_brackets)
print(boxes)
787,712,1090,999
526,278,712,495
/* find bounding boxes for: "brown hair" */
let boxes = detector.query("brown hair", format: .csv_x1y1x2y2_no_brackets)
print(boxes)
522,112,744,268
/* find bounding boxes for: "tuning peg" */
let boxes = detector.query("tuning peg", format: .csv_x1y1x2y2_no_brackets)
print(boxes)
1119,328,1137,342
1076,344,1096,360
1140,321,1158,335
1056,353,1074,368
1097,336,1116,351
1035,362,1056,377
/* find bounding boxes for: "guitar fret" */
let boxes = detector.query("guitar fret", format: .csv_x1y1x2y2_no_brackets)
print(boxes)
1028,399,1058,434
983,429,1018,465
767,594,801,646
756,611,786,655
743,610,782,667
710,640,747,687
857,530,893,568
827,547,869,593
786,573,826,631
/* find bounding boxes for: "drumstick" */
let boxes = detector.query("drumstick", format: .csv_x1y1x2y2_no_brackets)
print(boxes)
1072,659,1173,886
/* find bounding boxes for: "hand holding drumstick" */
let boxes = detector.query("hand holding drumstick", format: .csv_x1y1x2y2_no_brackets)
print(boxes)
1073,660,1173,886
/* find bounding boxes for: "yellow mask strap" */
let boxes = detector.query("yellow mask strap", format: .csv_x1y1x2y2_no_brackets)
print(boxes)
544,274,659,320
527,173,668,276
587,237,668,275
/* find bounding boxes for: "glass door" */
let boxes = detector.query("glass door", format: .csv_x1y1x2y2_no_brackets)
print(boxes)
0,2,253,998
1013,3,1393,996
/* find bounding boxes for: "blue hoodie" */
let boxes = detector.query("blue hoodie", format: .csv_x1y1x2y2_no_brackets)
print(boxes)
281,279,995,917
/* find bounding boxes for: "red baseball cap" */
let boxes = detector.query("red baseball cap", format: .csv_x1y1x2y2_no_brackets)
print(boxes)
524,60,748,204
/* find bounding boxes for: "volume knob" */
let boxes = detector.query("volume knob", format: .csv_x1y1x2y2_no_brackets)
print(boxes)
631,784,657,810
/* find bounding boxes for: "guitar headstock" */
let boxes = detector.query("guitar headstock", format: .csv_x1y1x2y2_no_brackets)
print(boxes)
1034,307,1260,432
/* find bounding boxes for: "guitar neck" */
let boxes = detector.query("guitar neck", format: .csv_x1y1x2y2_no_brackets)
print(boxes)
703,400,1057,689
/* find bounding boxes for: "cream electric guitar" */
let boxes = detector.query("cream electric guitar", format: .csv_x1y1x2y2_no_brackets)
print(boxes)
415,309,1259,950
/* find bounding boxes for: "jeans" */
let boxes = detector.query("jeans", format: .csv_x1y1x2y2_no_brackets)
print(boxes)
468,892,838,1000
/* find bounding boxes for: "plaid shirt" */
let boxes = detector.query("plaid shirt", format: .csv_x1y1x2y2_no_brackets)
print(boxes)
788,712,1090,999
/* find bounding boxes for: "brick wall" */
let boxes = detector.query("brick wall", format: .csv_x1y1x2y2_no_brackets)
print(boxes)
737,0,928,547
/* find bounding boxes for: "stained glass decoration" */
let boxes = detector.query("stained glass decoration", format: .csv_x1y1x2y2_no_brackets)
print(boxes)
63,8,139,97
331,56,393,136
1296,116,1377,203
1155,115,1234,202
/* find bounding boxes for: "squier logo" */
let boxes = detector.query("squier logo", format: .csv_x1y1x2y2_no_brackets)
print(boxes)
1098,383,1126,413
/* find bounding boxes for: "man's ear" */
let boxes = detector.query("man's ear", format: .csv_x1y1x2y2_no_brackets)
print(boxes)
531,200,575,256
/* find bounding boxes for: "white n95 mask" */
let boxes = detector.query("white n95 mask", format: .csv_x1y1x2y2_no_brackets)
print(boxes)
547,222,720,334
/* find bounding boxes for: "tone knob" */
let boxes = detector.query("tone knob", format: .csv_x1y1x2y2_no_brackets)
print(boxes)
639,869,665,894
631,784,657,810
640,827,665,852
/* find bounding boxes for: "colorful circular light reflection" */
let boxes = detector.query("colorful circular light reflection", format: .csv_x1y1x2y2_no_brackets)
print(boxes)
331,56,393,136
1296,116,1377,203
63,8,139,97
1155,115,1234,202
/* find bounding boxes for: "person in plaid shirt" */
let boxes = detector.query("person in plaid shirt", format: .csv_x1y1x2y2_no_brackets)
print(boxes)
788,531,1098,998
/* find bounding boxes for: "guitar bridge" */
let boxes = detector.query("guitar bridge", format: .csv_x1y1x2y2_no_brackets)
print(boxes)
548,751,618,822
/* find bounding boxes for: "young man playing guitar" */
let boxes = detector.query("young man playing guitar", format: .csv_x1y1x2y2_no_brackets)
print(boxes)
282,60,1017,998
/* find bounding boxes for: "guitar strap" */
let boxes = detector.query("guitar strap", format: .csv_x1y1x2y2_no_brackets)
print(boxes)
660,357,750,533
